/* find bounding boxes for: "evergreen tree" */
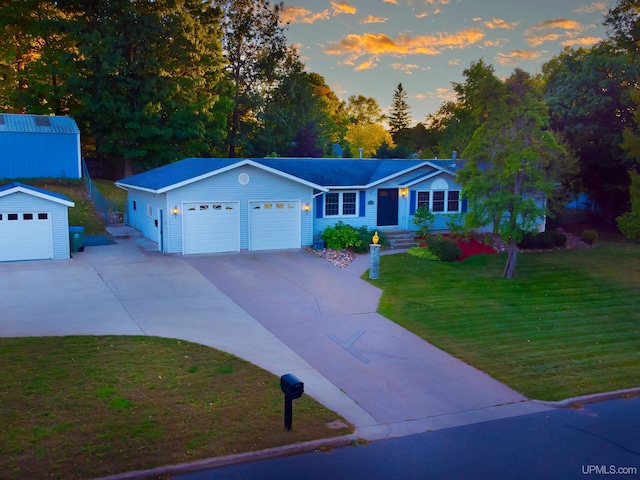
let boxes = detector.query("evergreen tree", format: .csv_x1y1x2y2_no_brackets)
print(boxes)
388,82,411,143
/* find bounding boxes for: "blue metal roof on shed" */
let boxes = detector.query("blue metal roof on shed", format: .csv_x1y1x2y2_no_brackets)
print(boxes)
0,113,80,134
117,157,436,192
0,181,74,205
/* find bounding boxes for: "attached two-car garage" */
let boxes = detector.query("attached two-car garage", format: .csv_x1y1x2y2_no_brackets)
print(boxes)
181,200,301,254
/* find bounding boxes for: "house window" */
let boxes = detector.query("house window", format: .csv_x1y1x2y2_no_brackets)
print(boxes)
147,204,153,217
432,191,445,212
132,200,137,211
417,191,429,209
325,192,358,217
448,191,460,212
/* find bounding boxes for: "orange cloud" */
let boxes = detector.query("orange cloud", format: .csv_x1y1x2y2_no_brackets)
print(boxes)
355,58,377,71
495,50,542,66
561,36,602,47
484,18,520,30
525,18,585,35
281,6,330,24
362,15,388,24
527,33,562,47
573,2,608,14
326,28,485,67
391,63,427,74
331,1,357,15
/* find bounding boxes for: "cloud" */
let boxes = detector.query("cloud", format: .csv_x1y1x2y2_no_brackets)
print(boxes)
483,38,509,48
355,58,378,71
325,28,485,67
448,58,461,66
331,1,357,15
281,6,330,24
391,63,428,74
525,18,585,35
434,87,456,102
484,18,520,30
383,0,398,3
573,2,608,14
524,18,590,47
561,36,602,47
362,15,388,24
495,50,542,66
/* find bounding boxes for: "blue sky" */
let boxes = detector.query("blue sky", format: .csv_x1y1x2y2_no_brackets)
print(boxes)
282,0,613,124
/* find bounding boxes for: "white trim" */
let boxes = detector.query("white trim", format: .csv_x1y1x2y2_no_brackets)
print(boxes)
0,186,74,207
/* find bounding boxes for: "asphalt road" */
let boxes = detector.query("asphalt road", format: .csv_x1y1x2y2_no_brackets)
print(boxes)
174,396,640,480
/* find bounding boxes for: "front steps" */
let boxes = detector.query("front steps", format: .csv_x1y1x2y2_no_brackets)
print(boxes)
382,229,419,249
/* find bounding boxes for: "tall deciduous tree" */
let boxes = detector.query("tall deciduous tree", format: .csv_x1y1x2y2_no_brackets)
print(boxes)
0,0,75,114
542,43,638,226
460,68,568,279
216,0,289,157
346,94,384,125
68,0,227,175
345,123,394,158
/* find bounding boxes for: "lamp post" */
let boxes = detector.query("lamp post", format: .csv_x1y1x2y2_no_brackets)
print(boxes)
369,231,381,279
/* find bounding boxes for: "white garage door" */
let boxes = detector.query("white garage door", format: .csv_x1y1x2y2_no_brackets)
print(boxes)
183,202,240,254
0,212,54,261
249,201,300,251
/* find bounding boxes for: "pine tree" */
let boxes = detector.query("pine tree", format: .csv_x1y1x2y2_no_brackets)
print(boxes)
388,83,411,143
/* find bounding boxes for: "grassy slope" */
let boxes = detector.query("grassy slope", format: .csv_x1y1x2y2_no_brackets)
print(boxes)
373,239,640,401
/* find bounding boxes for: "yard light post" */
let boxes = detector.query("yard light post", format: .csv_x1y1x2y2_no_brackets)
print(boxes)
370,231,381,280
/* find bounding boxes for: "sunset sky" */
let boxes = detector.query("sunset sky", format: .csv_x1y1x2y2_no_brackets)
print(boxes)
282,0,613,124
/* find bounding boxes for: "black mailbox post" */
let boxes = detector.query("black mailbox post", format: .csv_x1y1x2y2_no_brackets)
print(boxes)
280,373,304,430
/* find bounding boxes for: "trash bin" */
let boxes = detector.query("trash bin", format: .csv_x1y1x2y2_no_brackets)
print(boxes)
69,226,85,253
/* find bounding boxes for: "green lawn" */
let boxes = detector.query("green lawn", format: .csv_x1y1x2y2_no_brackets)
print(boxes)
0,336,352,480
371,239,640,401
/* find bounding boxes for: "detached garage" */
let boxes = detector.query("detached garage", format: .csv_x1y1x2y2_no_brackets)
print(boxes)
0,182,75,262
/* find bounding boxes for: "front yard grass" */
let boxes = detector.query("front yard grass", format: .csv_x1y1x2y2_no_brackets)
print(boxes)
372,238,640,401
0,336,352,480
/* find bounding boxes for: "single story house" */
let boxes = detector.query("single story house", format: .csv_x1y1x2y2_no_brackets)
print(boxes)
0,182,75,261
115,157,468,255
0,113,82,179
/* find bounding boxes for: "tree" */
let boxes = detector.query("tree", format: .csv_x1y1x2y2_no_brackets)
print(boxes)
617,169,640,238
542,43,638,226
604,0,640,55
346,94,384,125
216,0,289,157
67,0,227,175
345,123,394,158
388,83,411,145
0,0,76,114
460,68,567,279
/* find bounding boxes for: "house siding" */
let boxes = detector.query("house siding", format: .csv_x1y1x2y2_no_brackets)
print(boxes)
160,165,314,253
0,191,71,259
1,131,81,179
127,190,164,247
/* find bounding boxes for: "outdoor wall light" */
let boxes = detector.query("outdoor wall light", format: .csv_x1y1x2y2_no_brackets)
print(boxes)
304,203,310,213
399,188,408,197
173,206,179,216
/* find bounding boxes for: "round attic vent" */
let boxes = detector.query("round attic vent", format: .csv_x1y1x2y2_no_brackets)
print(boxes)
238,173,250,185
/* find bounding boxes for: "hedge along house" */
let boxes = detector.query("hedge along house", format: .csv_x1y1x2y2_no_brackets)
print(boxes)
0,113,82,180
115,157,467,255
0,182,75,262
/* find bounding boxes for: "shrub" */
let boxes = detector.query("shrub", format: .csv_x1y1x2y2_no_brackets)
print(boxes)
407,247,439,260
426,235,462,262
412,205,435,238
518,231,567,249
321,222,363,250
355,226,386,253
581,229,598,245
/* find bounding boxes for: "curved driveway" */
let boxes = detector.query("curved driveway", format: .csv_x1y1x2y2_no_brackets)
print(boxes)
0,239,549,440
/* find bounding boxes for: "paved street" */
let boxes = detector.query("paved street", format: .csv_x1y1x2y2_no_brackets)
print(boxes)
174,395,640,480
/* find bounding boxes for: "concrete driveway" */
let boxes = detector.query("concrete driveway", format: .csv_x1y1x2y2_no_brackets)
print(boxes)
0,239,549,440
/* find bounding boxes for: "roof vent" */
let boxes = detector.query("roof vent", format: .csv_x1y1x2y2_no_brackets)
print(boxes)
450,150,457,168
34,116,51,127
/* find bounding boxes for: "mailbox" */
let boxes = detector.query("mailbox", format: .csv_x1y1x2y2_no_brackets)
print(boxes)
280,373,304,399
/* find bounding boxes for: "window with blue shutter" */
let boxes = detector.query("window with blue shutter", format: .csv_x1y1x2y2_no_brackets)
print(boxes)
315,195,323,218
359,191,366,217
410,190,416,215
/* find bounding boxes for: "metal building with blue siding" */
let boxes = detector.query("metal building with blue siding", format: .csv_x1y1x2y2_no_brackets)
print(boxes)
0,113,81,179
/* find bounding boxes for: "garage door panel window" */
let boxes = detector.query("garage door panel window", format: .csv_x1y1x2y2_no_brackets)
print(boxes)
38,213,48,220
325,192,358,217
8,214,18,220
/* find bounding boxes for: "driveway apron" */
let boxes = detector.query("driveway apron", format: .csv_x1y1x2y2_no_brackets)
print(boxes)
186,250,544,436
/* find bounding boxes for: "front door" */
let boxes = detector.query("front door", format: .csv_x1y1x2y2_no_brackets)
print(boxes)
377,189,398,226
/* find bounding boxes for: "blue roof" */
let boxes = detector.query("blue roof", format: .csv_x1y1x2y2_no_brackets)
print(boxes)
0,181,74,205
0,113,80,134
117,157,439,192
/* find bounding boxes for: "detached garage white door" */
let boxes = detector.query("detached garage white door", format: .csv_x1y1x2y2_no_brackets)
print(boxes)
0,212,54,261
183,202,240,254
249,201,300,251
